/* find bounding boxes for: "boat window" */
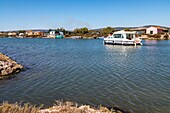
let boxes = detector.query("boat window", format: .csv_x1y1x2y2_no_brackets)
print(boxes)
114,34,123,38
126,34,134,40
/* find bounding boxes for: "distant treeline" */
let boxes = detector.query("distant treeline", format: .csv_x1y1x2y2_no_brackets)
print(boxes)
62,27,117,38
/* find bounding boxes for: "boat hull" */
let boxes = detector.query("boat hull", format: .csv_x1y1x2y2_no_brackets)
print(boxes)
55,35,64,39
103,40,142,45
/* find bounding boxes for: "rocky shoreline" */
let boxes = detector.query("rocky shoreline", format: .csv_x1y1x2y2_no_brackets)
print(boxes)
0,53,23,79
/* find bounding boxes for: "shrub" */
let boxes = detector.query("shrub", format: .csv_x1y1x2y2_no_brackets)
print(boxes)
124,28,130,31
159,32,165,35
146,34,153,38
0,102,42,113
64,34,70,38
154,34,161,39
164,34,169,40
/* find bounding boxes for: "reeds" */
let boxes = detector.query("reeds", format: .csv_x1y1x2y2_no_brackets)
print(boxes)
0,102,42,113
0,101,129,113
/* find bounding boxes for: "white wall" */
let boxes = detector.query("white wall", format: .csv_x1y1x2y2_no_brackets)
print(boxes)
146,27,158,34
50,31,55,35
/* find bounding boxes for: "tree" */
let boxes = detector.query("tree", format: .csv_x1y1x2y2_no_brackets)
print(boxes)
73,28,80,34
73,27,89,34
48,29,52,32
52,28,66,34
124,28,130,31
81,27,89,34
101,27,115,36
18,30,25,33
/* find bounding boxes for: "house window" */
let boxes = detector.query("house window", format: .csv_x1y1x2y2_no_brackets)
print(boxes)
150,31,153,34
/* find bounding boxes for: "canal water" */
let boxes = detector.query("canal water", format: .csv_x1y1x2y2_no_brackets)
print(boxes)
0,38,170,113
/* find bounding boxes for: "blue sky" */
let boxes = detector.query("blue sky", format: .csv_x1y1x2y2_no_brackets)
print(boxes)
0,0,170,31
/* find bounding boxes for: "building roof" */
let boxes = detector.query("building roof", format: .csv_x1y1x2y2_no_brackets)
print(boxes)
149,26,164,30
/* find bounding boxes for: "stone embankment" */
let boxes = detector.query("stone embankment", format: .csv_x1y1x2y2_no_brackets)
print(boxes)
0,53,23,79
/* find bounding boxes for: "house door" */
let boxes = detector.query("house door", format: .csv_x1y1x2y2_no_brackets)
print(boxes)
150,31,153,34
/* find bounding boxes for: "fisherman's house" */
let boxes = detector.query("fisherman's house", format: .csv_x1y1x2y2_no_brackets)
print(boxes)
146,26,169,34
132,26,169,35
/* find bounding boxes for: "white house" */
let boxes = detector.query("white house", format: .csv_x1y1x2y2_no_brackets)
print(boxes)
8,32,17,36
19,33,25,38
25,30,34,36
48,31,55,38
146,27,163,34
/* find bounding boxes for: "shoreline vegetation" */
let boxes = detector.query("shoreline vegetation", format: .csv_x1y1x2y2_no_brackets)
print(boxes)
0,101,131,113
0,26,170,40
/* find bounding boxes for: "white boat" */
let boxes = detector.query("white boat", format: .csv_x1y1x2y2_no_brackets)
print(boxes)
103,30,142,46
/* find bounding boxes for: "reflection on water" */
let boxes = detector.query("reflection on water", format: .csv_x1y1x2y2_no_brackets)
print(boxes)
145,40,158,44
105,44,142,53
0,38,170,113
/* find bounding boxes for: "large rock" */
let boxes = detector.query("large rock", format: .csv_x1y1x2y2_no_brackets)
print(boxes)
0,53,23,79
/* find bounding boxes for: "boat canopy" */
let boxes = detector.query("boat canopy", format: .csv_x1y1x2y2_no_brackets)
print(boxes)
114,30,137,34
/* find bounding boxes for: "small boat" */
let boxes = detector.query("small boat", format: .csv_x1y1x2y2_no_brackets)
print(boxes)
103,30,142,46
55,35,64,39
55,32,64,39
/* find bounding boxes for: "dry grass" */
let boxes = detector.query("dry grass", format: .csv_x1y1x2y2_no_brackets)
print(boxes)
0,101,130,113
0,102,42,113
40,100,127,113
0,53,10,61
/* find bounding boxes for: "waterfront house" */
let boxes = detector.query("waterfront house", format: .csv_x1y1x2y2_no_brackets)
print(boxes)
34,31,43,36
25,30,34,36
48,31,55,38
0,32,4,37
146,26,164,35
19,33,25,38
0,32,8,37
43,31,50,38
8,32,17,37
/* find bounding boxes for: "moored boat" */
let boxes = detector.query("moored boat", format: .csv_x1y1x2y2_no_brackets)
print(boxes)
55,32,64,39
103,30,142,46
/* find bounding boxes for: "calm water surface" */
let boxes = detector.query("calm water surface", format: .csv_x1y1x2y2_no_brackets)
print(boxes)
0,38,170,113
